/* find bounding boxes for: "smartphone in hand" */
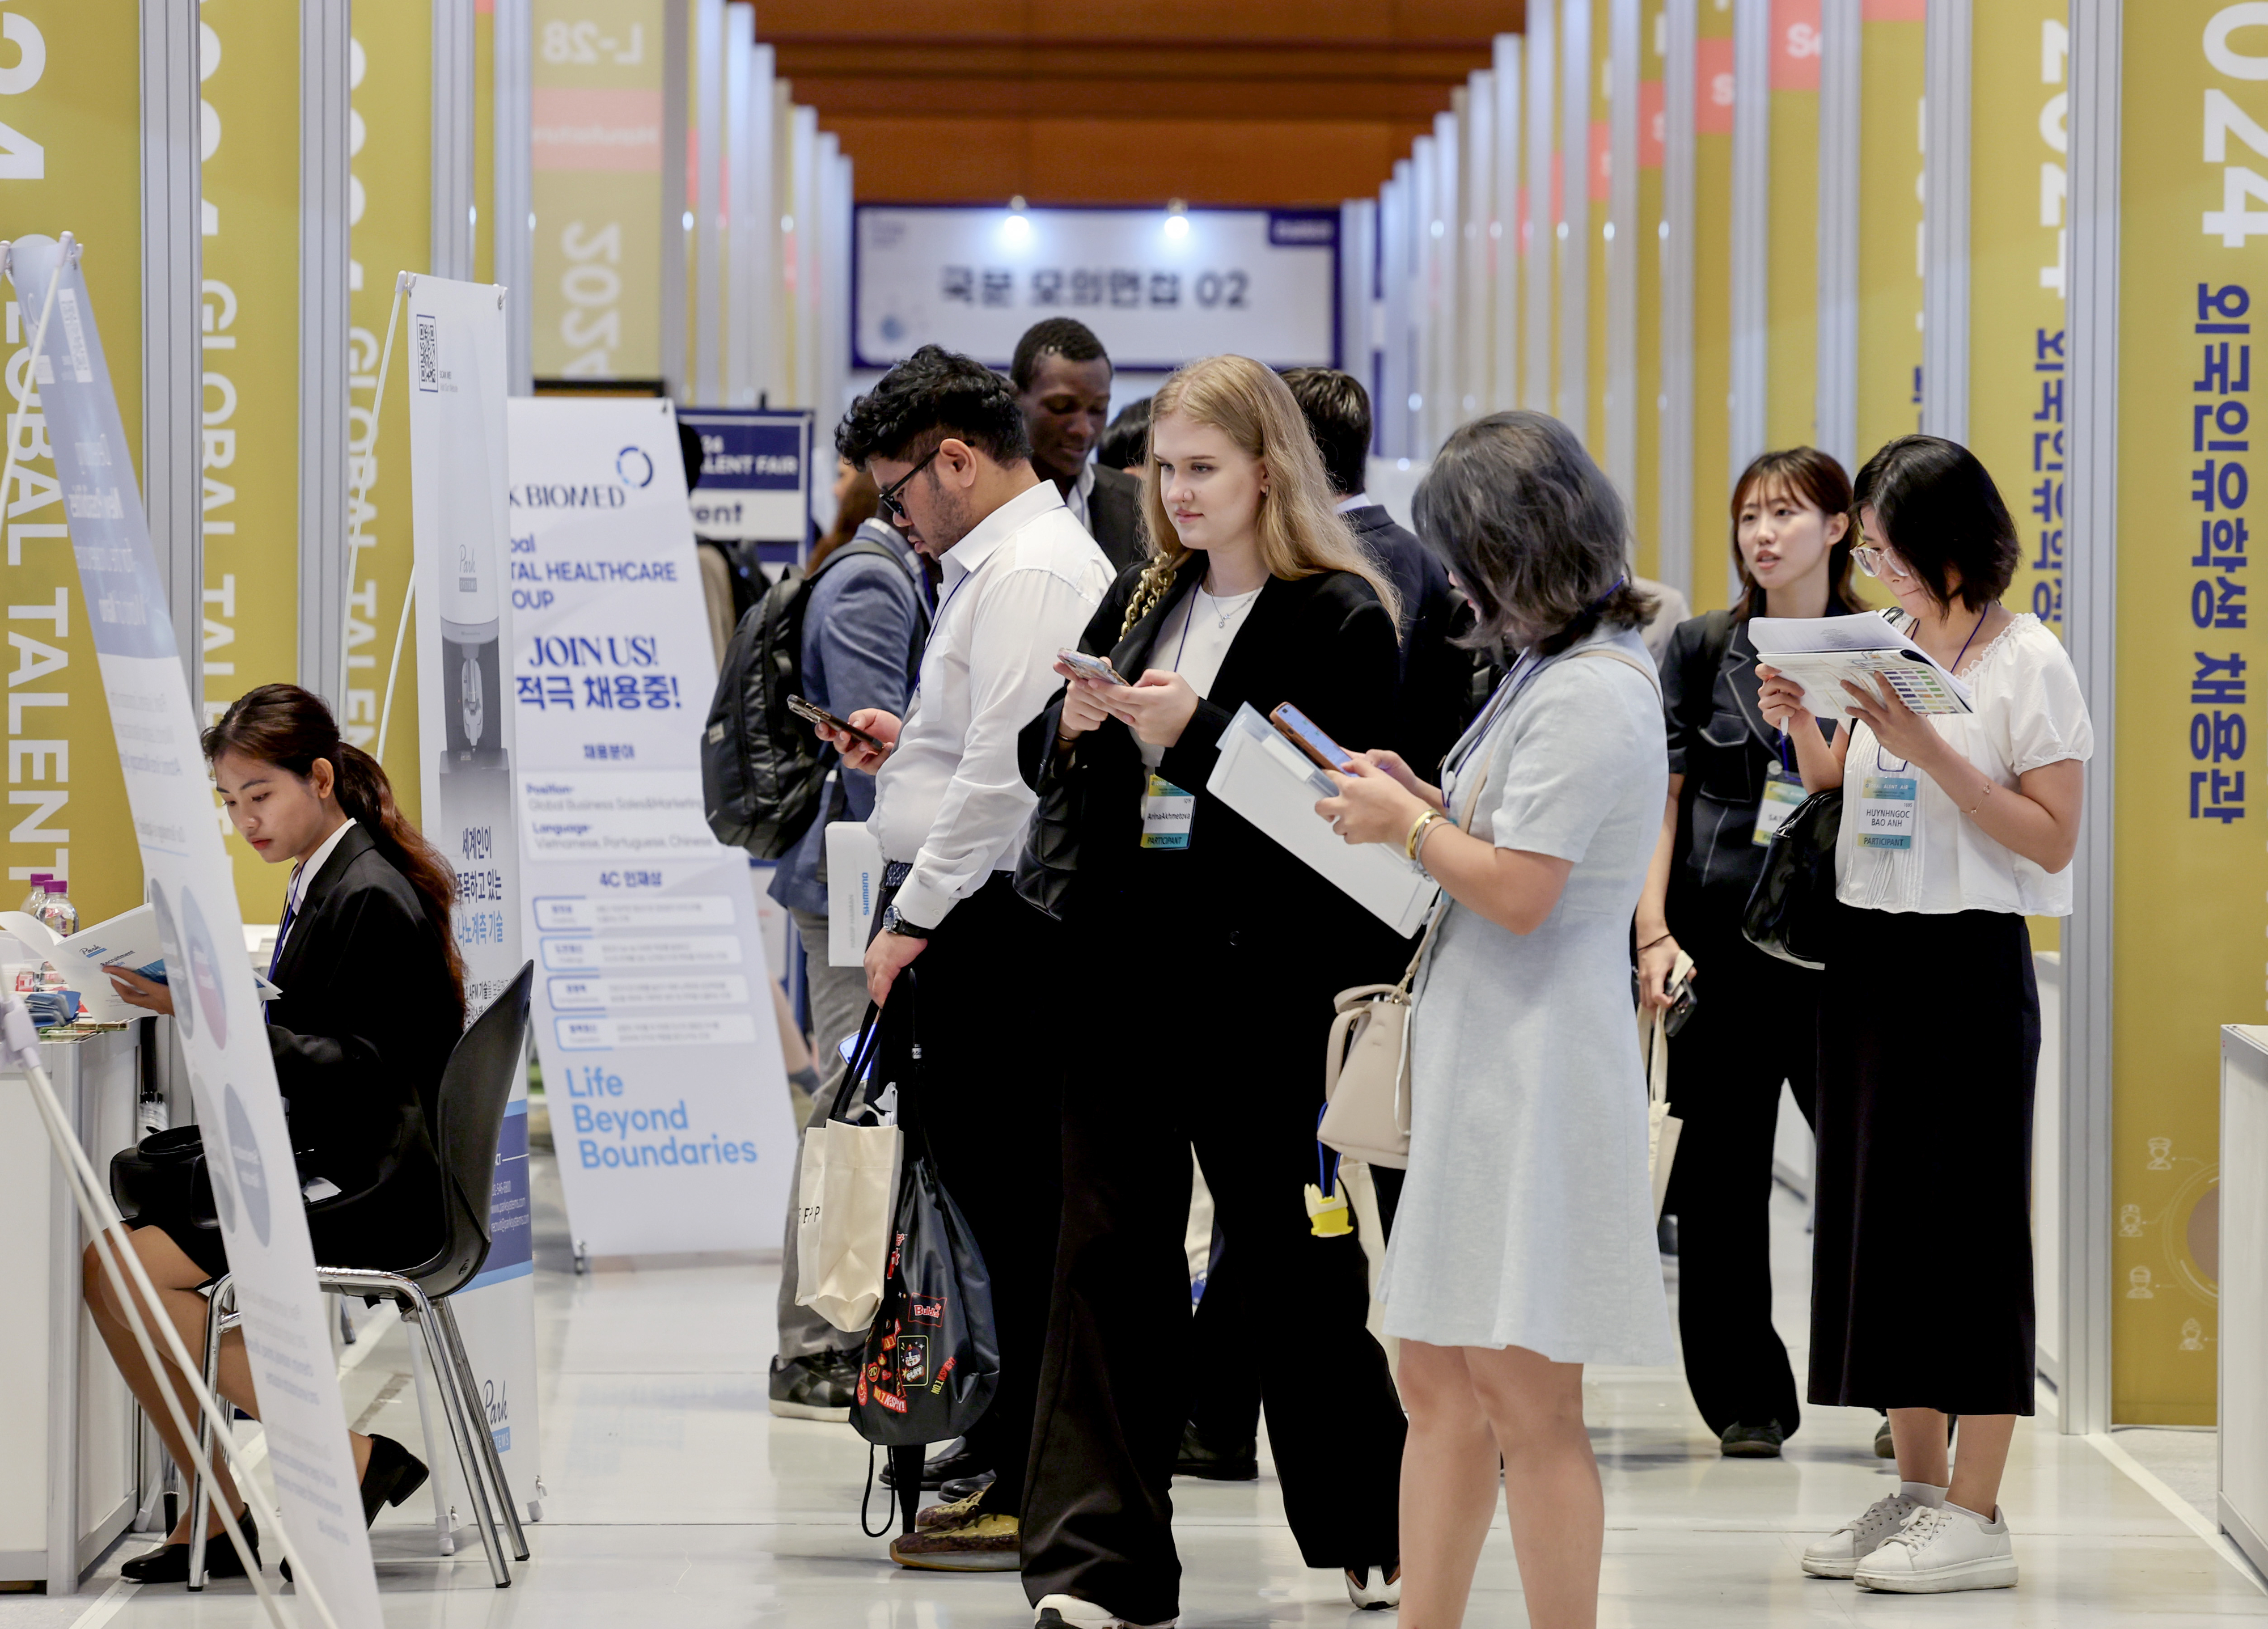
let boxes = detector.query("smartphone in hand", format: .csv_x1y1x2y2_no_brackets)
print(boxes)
1058,649,1128,686
1268,702,1355,773
787,693,882,750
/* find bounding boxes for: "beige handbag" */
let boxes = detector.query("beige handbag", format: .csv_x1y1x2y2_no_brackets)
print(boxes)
1317,644,1666,1172
1319,767,1491,1170
1637,949,1694,1222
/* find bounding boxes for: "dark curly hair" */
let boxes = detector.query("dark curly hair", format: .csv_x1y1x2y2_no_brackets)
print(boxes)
1010,316,1110,392
835,344,1031,471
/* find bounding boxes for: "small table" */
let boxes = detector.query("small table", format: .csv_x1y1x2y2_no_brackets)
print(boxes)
0,1025,144,1590
2220,1025,2268,1576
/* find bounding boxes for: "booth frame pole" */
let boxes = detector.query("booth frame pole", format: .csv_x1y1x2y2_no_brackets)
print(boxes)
1658,0,1697,601
494,0,534,394
2059,0,2119,1441
659,0,689,401
141,0,203,699
1525,0,1558,414
1920,0,1973,443
431,0,477,282
300,0,352,706
1728,0,1769,529
1492,35,1523,417
1607,0,1640,513
1559,0,1592,438
1815,0,1861,475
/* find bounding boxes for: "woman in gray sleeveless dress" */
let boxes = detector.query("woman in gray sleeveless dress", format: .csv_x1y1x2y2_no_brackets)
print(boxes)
1317,412,1674,1629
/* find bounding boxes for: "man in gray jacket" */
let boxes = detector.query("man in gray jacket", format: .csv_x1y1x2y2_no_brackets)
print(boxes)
764,505,928,1421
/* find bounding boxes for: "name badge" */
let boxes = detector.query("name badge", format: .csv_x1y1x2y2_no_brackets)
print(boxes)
1140,773,1194,849
1855,773,1919,850
1752,766,1807,847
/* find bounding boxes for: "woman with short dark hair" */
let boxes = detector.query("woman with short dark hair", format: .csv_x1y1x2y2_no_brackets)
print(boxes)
1760,435,2092,1594
1318,411,1674,1629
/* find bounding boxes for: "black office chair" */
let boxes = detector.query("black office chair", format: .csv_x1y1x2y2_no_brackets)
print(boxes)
188,962,536,1590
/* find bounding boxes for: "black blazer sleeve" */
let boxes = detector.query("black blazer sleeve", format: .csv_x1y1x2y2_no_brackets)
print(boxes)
266,835,461,1181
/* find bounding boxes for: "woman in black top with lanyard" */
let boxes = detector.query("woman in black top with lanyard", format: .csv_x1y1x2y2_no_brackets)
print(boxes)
1015,356,1411,1627
99,684,464,1581
1635,447,1860,1459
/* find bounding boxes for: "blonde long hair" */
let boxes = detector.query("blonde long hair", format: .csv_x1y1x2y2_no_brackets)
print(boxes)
1121,355,1401,637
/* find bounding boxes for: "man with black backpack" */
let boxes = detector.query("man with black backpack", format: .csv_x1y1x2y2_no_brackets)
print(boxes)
746,494,930,1423
816,345,1112,1572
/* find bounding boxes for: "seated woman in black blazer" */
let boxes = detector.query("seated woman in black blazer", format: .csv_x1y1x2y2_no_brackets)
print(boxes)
99,683,464,1582
1015,355,1412,1629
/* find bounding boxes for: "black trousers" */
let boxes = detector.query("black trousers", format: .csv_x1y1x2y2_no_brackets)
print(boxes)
1810,907,2038,1416
879,872,1063,1513
1185,1165,1403,1455
1021,964,1406,1623
1658,921,1820,1438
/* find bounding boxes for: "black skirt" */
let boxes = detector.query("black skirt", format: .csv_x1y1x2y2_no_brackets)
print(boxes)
136,1149,448,1286
1808,905,2040,1416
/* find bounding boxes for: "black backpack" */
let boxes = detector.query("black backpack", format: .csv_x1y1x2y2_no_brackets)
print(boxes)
700,538,924,858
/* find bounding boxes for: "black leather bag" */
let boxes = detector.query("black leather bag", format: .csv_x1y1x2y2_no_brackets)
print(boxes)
1741,788,1844,969
109,1125,223,1231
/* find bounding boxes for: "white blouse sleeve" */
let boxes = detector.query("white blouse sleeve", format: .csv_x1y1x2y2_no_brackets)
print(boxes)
1995,630,2096,775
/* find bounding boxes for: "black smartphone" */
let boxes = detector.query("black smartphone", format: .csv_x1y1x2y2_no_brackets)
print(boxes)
1632,966,1700,1036
787,693,881,750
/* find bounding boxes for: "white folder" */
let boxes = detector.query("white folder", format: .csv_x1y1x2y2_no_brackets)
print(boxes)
825,822,885,966
1203,704,1440,937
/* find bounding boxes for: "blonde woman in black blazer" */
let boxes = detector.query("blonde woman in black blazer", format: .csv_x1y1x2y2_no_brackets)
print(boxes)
1014,356,1411,1628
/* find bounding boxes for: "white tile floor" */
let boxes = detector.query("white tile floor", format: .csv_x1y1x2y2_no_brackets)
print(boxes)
11,1162,2263,1627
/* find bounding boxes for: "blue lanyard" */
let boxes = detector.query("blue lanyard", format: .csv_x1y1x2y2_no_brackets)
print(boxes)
1868,609,1989,773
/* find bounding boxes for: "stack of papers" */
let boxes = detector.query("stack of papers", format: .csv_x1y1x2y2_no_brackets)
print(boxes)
5,902,280,1023
1748,612,1975,722
1204,704,1439,937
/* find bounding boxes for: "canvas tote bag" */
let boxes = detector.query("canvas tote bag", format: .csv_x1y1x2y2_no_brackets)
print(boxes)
795,1004,903,1332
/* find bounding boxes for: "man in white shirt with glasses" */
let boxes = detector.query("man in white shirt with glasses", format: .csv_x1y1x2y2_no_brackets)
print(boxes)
816,344,1112,1572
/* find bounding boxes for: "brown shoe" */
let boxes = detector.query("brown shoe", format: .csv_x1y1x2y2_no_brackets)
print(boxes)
888,1512,1019,1571
915,1488,987,1532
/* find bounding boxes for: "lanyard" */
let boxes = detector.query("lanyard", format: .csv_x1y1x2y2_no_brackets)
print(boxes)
1870,609,1990,773
912,560,981,701
1170,584,1259,674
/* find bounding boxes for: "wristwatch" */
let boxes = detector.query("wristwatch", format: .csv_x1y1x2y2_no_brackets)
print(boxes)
879,904,930,940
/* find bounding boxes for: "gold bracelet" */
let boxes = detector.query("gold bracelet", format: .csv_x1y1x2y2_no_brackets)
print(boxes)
1964,779,1996,817
1406,809,1446,862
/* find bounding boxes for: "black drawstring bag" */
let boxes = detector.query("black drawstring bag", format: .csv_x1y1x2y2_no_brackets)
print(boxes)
1742,787,1844,968
849,968,1000,1537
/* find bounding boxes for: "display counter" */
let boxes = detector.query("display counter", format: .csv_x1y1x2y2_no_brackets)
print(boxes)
0,1025,145,1589
2222,1025,2268,1576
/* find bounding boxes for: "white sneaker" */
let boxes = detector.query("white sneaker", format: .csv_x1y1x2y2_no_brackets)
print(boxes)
1034,1593,1176,1629
1855,1503,2017,1593
1345,1566,1401,1609
1800,1482,1947,1578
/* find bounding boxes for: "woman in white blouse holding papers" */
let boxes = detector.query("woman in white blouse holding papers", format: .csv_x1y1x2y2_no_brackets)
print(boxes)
1759,435,2092,1597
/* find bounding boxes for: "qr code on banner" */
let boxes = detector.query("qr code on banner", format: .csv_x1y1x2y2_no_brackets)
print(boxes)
416,312,438,390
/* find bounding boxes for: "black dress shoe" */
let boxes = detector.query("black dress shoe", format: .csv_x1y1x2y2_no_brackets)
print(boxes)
1174,1420,1259,1481
120,1515,257,1584
879,1438,988,1491
940,1469,997,1503
357,1434,430,1526
1719,1420,1786,1458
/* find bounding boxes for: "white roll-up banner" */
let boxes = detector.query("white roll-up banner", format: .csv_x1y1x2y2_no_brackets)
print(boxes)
405,273,543,1521
9,235,383,1623
506,395,793,1256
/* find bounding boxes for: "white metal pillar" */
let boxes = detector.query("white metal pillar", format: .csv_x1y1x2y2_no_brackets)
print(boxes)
1658,0,1697,600
1606,0,1640,510
431,0,476,281
1559,0,1591,436
1729,0,1769,495
300,0,350,703
1816,0,1861,475
1921,0,1974,443
1524,0,1558,413
2059,0,2118,1441
493,0,533,392
142,0,204,695
1491,35,1523,415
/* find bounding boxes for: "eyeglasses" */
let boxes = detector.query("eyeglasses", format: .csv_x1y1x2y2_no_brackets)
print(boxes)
875,447,941,524
1852,543,1911,582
